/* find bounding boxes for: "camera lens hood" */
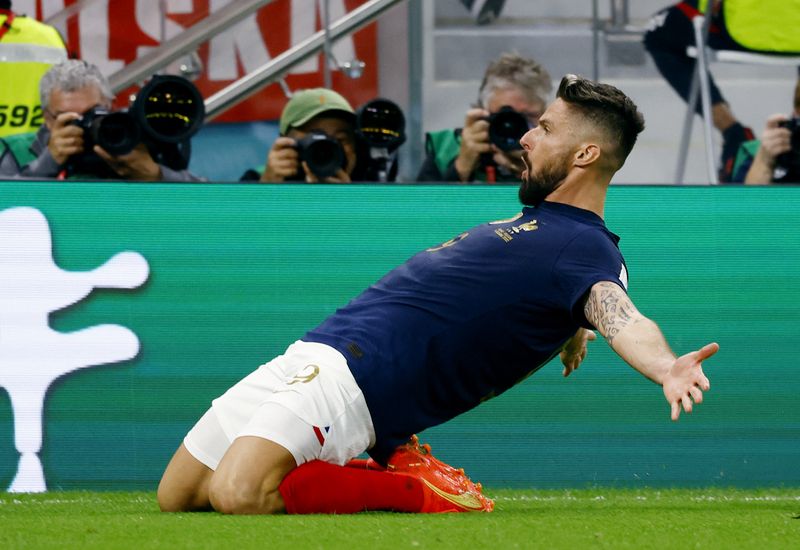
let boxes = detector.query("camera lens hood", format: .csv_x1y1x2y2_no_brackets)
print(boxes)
297,131,346,179
488,106,529,152
356,98,406,151
131,75,205,144
92,110,140,155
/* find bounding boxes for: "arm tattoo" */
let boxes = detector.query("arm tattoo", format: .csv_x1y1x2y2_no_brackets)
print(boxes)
583,281,639,344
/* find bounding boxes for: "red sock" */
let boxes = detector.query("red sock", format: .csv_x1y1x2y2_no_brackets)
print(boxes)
278,460,424,514
344,458,384,471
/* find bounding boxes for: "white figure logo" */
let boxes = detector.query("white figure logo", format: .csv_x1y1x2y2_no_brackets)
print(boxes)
0,207,149,492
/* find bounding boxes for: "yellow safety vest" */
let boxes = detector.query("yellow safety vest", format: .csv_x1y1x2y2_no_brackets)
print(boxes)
724,0,800,52
0,13,67,138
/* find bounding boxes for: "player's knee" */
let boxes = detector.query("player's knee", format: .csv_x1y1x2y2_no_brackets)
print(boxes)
157,481,191,513
157,473,211,512
208,476,282,515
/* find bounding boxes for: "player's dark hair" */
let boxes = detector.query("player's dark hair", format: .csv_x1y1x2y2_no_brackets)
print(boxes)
556,74,645,170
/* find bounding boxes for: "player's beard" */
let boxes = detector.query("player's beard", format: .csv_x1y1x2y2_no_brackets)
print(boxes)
518,150,570,206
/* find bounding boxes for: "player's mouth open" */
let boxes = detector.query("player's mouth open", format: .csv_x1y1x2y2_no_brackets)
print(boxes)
521,154,531,180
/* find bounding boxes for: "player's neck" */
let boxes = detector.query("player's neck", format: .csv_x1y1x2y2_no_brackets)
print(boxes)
546,172,609,219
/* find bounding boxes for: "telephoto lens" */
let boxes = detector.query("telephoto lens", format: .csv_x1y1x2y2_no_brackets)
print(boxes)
487,106,530,151
64,75,206,176
356,98,406,151
296,131,346,178
132,74,205,144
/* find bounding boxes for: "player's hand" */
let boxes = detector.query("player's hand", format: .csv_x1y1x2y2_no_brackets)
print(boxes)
662,342,717,421
261,137,300,182
303,162,351,184
47,112,85,165
95,143,162,181
560,328,597,377
454,108,491,182
757,114,792,165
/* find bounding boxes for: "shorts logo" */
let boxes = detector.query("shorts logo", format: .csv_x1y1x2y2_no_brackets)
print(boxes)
287,364,320,385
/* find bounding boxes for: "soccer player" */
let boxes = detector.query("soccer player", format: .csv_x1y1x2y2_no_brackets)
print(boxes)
158,74,718,515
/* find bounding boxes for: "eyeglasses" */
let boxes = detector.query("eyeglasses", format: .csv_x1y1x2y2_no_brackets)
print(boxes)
43,104,105,120
484,107,541,129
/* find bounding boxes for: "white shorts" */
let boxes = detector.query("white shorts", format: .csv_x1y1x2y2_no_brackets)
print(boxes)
183,341,375,470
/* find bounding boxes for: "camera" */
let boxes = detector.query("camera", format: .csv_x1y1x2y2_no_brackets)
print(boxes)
487,106,531,152
66,74,205,177
774,117,800,182
296,131,347,179
71,108,141,156
293,98,407,181
238,97,407,183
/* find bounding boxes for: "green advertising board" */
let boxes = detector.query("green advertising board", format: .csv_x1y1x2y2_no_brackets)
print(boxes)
0,182,798,491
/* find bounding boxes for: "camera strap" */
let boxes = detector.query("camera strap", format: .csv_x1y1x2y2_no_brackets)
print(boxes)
479,152,497,183
0,9,15,42
485,164,496,183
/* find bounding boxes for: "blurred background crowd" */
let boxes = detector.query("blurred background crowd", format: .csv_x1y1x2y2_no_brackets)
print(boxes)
1,0,798,185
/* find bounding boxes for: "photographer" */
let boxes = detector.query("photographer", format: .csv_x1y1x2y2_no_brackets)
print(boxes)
0,60,205,181
731,73,800,184
0,0,67,139
244,88,358,183
415,52,551,184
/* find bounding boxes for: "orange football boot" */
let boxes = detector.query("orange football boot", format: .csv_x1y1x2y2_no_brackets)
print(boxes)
386,435,494,513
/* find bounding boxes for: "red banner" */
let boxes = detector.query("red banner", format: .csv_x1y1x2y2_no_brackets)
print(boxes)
19,0,378,122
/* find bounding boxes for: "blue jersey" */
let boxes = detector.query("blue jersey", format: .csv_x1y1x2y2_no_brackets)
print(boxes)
304,201,628,463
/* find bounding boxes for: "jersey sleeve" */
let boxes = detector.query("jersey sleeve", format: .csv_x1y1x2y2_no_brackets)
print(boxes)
553,228,627,328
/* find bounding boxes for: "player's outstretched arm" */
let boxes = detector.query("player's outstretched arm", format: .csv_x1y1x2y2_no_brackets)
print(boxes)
583,281,718,421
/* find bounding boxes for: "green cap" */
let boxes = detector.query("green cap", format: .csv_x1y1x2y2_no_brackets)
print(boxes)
279,88,355,135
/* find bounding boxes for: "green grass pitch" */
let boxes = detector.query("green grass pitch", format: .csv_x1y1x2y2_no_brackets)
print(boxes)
1,488,797,549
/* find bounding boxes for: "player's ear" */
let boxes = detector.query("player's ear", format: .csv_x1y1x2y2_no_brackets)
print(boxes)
574,143,601,167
